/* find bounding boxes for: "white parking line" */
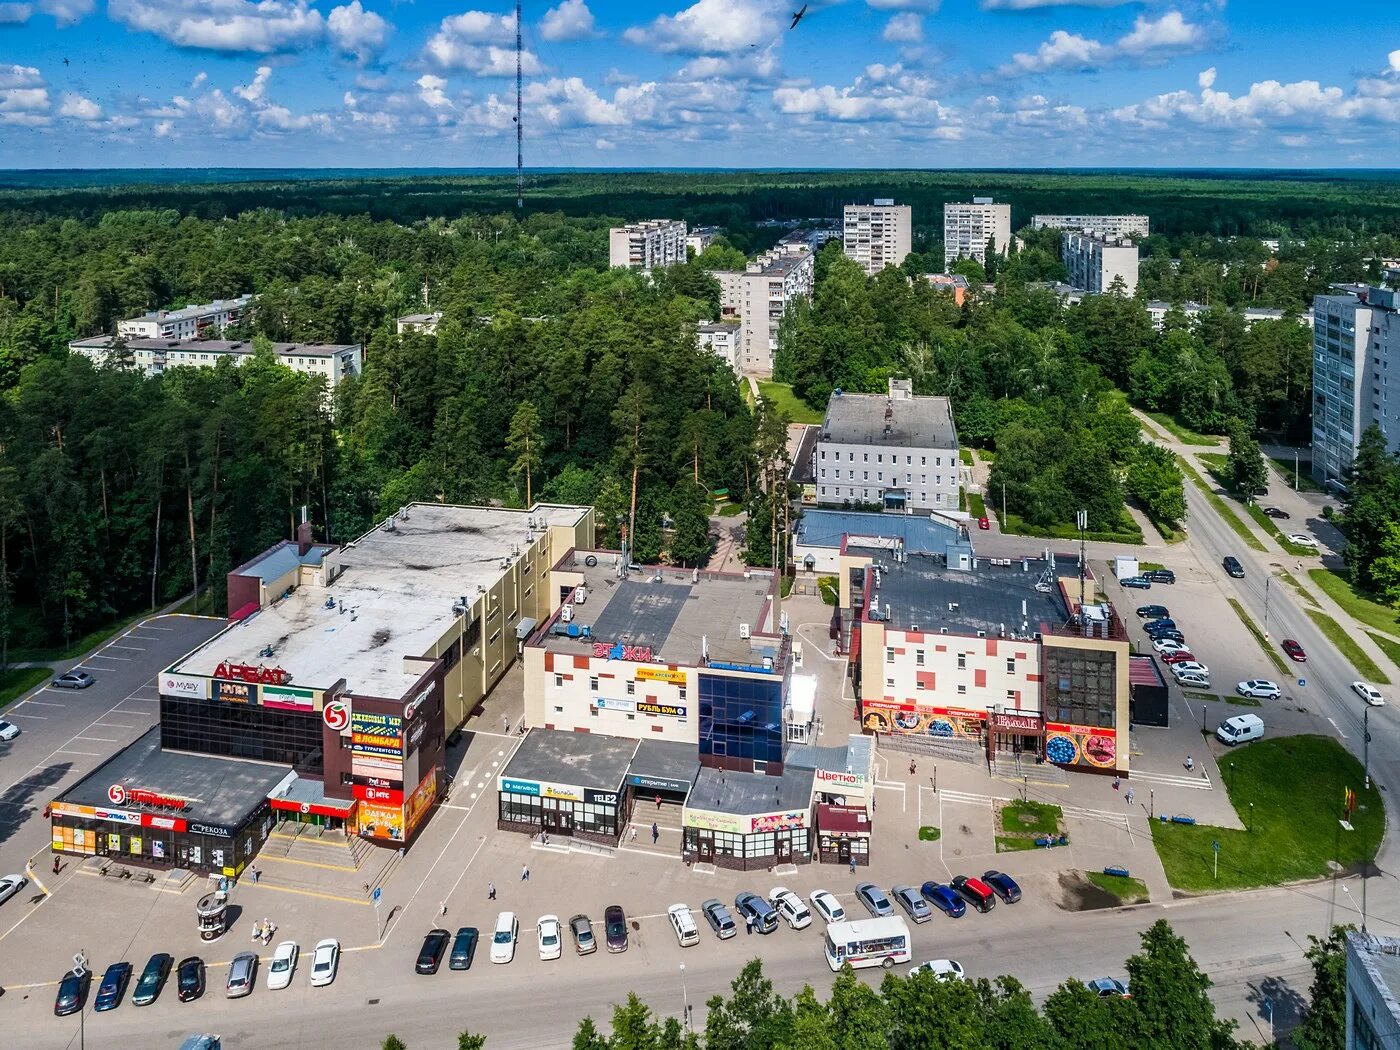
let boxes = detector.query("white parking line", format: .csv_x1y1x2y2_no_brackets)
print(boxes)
5,712,47,719
92,722,134,730
73,736,117,743
19,700,64,708
1327,717,1348,739
55,749,99,757
104,645,145,652
128,697,160,703
82,655,130,662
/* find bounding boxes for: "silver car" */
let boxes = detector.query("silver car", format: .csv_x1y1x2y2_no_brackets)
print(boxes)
225,952,257,999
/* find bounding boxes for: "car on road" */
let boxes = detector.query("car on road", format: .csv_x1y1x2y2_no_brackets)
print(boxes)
131,952,172,1006
1136,605,1169,619
910,959,966,982
267,940,298,990
309,939,339,987
1282,639,1307,662
1176,671,1211,688
978,516,990,530
701,898,737,939
1143,569,1176,584
769,887,812,930
1288,533,1318,548
94,961,133,1011
1353,681,1387,707
1237,680,1281,700
537,915,562,961
226,952,257,999
1263,507,1290,519
891,884,932,923
809,889,845,925
0,873,27,906
982,871,1022,904
951,875,997,912
1223,556,1245,578
416,929,450,974
51,670,95,689
1087,977,1131,998
490,912,519,964
1161,651,1199,666
604,905,629,952
569,914,597,955
176,956,205,1001
735,891,779,934
449,927,478,970
0,719,18,741
54,969,90,1016
919,881,966,918
855,882,894,917
1170,661,1210,679
1120,576,1152,589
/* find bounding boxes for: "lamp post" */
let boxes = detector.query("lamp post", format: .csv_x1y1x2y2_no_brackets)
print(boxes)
1263,577,1270,639
1294,449,1300,492
1365,706,1372,792
680,963,690,1030
1248,802,1254,833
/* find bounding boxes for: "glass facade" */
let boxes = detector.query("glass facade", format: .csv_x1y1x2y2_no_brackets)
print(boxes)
498,792,621,839
160,696,324,775
1042,647,1118,729
683,826,810,869
52,806,274,877
698,673,784,768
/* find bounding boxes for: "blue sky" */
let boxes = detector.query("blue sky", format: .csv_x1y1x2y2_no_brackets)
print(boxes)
1,0,1397,168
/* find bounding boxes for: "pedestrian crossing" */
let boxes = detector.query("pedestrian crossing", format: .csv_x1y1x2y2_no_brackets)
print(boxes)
1127,767,1214,790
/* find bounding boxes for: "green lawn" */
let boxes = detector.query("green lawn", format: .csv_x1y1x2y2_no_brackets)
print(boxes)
996,800,1065,853
967,491,986,519
1085,871,1150,904
1227,598,1291,676
959,448,973,466
756,381,823,425
1268,455,1325,493
717,502,744,517
1308,569,1400,637
1151,735,1383,892
1145,411,1222,447
0,666,53,709
1273,567,1317,607
1367,633,1400,670
1176,455,1266,552
1000,511,1142,545
1306,609,1390,685
818,576,839,606
9,609,164,664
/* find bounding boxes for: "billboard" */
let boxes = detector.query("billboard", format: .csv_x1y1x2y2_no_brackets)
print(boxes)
212,678,258,705
160,672,208,700
262,684,316,712
636,667,686,685
350,712,403,757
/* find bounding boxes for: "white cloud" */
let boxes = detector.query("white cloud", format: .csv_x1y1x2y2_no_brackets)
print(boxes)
1117,11,1203,55
0,3,31,24
867,0,939,10
526,75,628,127
541,0,597,42
676,46,781,82
234,65,273,103
37,0,92,24
58,91,101,119
190,71,208,89
997,10,1205,77
327,1,391,63
624,0,781,56
423,11,544,75
0,64,49,126
109,0,326,54
773,67,955,126
1198,67,1216,89
355,72,391,91
594,136,615,149
1281,134,1307,148
416,74,453,111
999,30,1107,75
882,12,923,43
981,0,1129,8
1390,49,1400,75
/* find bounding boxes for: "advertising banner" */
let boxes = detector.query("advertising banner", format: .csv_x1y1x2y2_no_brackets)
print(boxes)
626,773,693,794
350,712,403,757
358,802,404,841
213,679,258,706
595,697,636,713
814,768,868,790
160,672,208,700
1044,722,1119,770
859,699,985,740
541,782,583,802
501,778,541,796
404,768,438,838
752,810,807,833
635,667,686,685
683,809,748,835
353,784,404,806
262,684,316,712
636,702,686,718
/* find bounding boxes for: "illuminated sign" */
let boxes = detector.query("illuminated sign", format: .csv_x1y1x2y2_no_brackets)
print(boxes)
353,784,404,806
262,684,315,712
814,768,867,788
635,667,686,685
213,679,257,705
404,686,431,721
108,785,189,810
350,712,403,757
593,642,654,663
501,778,540,796
990,712,1044,734
160,672,208,699
636,702,686,718
323,699,350,731
214,661,291,685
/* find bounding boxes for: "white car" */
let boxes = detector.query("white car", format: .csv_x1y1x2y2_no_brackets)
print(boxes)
1176,671,1211,689
537,915,562,961
490,912,518,964
1353,681,1387,707
266,940,298,990
1236,680,1281,700
309,938,339,987
1288,534,1318,548
768,887,812,930
1153,637,1190,654
1171,661,1210,679
910,959,965,982
0,874,26,906
0,719,18,741
809,889,845,924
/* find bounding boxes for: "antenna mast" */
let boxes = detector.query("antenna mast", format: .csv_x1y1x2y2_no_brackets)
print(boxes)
515,0,523,209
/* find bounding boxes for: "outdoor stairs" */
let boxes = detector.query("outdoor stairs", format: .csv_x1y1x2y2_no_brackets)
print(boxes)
993,751,1068,789
877,732,988,769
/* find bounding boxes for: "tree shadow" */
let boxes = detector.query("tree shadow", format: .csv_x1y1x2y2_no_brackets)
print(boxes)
0,760,74,853
1245,972,1308,1045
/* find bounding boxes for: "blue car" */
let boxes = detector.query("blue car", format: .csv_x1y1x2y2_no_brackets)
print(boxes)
982,870,1023,904
1120,576,1152,590
919,881,966,918
94,961,132,1012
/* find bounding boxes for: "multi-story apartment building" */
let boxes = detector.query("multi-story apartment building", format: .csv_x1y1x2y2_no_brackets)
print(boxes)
686,225,721,256
608,219,688,270
707,244,814,375
117,294,253,340
1344,931,1400,1049
813,378,959,513
396,312,443,335
696,320,743,373
943,198,1011,272
1032,215,1150,238
843,199,913,276
1062,231,1140,297
1144,300,1314,332
69,336,363,391
1312,285,1400,487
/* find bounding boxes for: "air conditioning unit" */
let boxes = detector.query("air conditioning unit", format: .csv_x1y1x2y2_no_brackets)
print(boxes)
573,585,587,605
560,604,574,623
739,623,751,639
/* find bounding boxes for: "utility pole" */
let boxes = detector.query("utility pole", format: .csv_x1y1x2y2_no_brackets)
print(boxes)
515,0,523,209
1263,576,1270,638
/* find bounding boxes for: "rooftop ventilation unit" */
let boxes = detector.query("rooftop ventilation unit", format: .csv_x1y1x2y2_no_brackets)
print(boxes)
398,506,409,520
739,623,751,639
383,517,396,532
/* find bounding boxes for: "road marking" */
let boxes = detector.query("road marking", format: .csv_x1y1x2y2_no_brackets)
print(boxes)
128,696,160,703
939,789,995,807
92,722,135,730
82,655,130,662
73,735,117,743
104,644,145,651
1327,717,1348,739
1128,768,1214,790
55,749,100,756
257,854,361,873
5,711,47,719
19,699,63,708
248,882,372,907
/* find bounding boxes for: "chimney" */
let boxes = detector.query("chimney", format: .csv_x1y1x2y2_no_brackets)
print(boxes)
297,505,313,556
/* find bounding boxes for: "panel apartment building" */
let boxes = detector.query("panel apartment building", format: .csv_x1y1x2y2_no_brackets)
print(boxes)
1062,231,1140,297
1312,284,1400,487
68,335,363,391
609,219,688,271
843,199,913,276
118,294,254,340
943,198,1011,272
708,244,814,375
1032,215,1149,238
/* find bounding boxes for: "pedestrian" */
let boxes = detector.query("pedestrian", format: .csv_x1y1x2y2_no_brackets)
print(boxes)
521,865,530,882
745,914,753,936
1112,776,1121,792
849,856,856,875
656,793,662,810
251,866,259,884
503,716,509,733
488,882,496,900
1185,755,1194,772
909,759,917,776
630,826,637,842
440,900,447,917
52,856,60,875
651,821,659,844
1126,787,1135,806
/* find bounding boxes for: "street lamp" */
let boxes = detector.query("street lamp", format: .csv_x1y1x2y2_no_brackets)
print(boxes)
1365,706,1372,792
680,963,690,1030
1248,802,1254,833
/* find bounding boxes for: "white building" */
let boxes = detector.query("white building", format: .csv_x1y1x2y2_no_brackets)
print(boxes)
814,378,959,513
696,321,743,373
1032,215,1149,238
843,199,912,276
396,312,443,335
1062,231,1140,297
1312,285,1400,486
68,336,363,391
1144,300,1314,333
686,226,721,256
943,198,1011,272
118,294,253,341
707,244,814,376
1344,931,1400,1050
609,219,688,271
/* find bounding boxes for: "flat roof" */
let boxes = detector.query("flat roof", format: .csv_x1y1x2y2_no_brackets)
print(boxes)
59,727,291,829
795,508,972,558
785,742,849,773
172,502,590,698
502,729,637,791
868,551,1069,637
820,390,956,450
1129,654,1167,689
126,295,252,324
689,765,814,816
627,739,700,787
70,335,359,358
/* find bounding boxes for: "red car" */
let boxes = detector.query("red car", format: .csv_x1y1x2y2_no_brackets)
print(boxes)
978,517,990,530
1282,639,1307,662
1161,651,1197,665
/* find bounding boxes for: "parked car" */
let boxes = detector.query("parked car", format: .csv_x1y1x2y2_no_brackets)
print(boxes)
1143,569,1176,584
1353,681,1387,707
769,887,812,930
855,882,894,917
0,718,19,740
668,903,700,946
267,941,298,990
1120,576,1152,589
950,875,997,913
449,927,479,970
1288,533,1318,548
54,969,90,1016
1263,507,1290,519
94,961,133,1012
1237,680,1281,700
1153,638,1190,654
910,959,966,982
1161,651,1199,666
1223,556,1245,578
890,884,932,923
978,516,990,530
537,915,562,961
604,905,629,952
225,952,257,999
1148,629,1186,645
1136,605,1169,619
309,939,339,987
131,952,172,1006
1143,617,1177,632
1170,661,1210,679
809,889,845,925
569,914,597,954
416,929,450,974
51,670,95,689
701,898,737,939
1086,977,1131,998
982,871,1022,904
735,891,779,934
919,881,966,918
490,912,519,964
1282,639,1307,662
1176,671,1211,689
1218,713,1266,745
176,956,205,1001
0,873,27,906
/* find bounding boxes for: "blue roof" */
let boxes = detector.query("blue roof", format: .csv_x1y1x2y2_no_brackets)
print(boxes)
795,509,971,558
243,542,322,583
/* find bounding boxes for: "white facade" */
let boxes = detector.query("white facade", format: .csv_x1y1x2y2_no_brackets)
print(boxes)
707,244,814,376
697,321,744,373
68,336,363,391
1312,286,1400,485
117,294,253,341
396,312,443,335
1144,300,1314,333
1062,231,1140,297
943,198,1011,271
686,226,721,256
608,219,688,270
1032,215,1149,238
843,200,913,276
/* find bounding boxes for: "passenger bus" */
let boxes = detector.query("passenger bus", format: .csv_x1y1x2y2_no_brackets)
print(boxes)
823,916,912,971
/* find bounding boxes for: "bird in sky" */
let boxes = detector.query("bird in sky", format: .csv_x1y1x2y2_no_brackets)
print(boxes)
790,4,807,30
63,57,70,66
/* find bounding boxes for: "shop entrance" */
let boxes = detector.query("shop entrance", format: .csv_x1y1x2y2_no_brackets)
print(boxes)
775,834,792,864
836,837,851,864
542,803,574,836
696,834,715,862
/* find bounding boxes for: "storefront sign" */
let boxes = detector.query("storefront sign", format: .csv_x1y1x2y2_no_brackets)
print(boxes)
593,641,654,663
684,809,748,834
636,667,686,685
270,796,356,819
94,807,140,824
352,772,403,791
990,712,1044,734
637,702,686,718
595,697,636,713
584,789,618,806
213,678,258,705
50,802,94,819
213,661,291,685
350,712,403,757
262,684,316,712
501,778,541,797
323,699,350,731
404,686,431,721
108,785,190,810
188,822,234,838
1044,722,1119,770
814,768,868,789
541,783,582,802
404,768,438,837
160,672,208,699
627,773,694,794
353,784,404,806
357,802,404,841
752,810,807,833
144,815,187,831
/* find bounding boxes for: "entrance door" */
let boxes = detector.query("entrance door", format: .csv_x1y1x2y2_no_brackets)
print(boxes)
543,805,574,836
836,837,851,864
775,834,792,863
697,834,715,861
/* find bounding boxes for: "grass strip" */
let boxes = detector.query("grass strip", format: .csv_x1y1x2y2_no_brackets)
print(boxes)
1273,568,1316,607
959,448,973,466
1084,871,1150,904
1267,455,1325,493
0,666,53,709
1145,411,1222,446
818,576,839,606
967,491,986,519
1227,598,1292,677
1308,569,1400,637
1001,511,1142,545
1367,633,1400,671
756,381,823,424
1305,608,1390,685
1175,455,1266,553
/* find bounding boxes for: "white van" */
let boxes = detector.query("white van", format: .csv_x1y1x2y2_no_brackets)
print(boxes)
667,904,700,947
1217,713,1264,746
490,911,519,964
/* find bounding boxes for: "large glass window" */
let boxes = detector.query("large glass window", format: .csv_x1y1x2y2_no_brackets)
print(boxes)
698,673,784,767
160,697,323,774
1042,647,1118,728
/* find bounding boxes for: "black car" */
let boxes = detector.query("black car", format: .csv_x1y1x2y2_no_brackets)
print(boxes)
176,956,205,1002
1143,618,1176,632
982,870,1022,904
1135,605,1169,620
604,905,629,953
94,961,132,1012
132,952,172,1006
54,970,90,1016
416,928,451,974
1149,629,1186,645
1263,507,1290,520
1143,569,1176,584
449,926,479,971
1223,556,1245,578
1120,576,1152,590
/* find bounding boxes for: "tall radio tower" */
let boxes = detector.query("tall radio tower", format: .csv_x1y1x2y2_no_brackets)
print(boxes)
515,0,523,209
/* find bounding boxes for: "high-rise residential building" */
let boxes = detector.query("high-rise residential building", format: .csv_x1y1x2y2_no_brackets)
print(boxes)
707,244,814,375
1032,215,1150,238
696,320,743,373
118,294,253,340
1062,231,1140,297
608,219,688,270
1312,285,1400,487
943,198,1012,272
843,199,913,275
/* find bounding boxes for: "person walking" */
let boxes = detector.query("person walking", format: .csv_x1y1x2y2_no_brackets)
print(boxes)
909,759,917,776
488,882,496,900
745,914,753,936
629,826,637,842
1185,755,1194,772
655,793,662,810
1112,776,1121,792
849,856,856,875
1125,787,1135,806
651,822,659,845
52,856,60,875
439,900,447,917
521,865,530,882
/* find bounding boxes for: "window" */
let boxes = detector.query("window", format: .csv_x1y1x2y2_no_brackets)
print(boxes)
886,677,894,688
555,674,564,687
916,650,925,666
917,679,927,690
590,676,599,691
679,687,687,700
957,684,967,695
553,706,563,713
1006,690,1016,703
921,456,926,465
340,772,353,785
877,454,883,463
957,653,966,669
906,455,912,465
863,453,869,462
1006,658,1015,674
886,647,895,662
626,681,636,695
